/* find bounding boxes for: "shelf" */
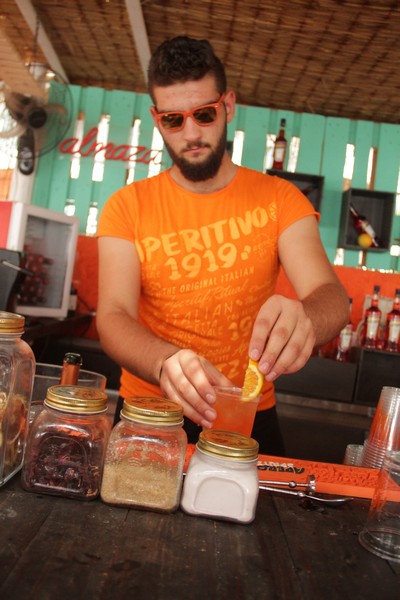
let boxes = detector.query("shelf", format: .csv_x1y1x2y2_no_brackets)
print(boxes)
352,347,400,406
338,188,395,252
274,356,357,403
266,170,324,212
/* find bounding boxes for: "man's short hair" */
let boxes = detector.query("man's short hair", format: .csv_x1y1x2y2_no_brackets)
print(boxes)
148,36,227,101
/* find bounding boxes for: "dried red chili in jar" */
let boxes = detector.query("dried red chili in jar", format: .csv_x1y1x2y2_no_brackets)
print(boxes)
21,385,111,500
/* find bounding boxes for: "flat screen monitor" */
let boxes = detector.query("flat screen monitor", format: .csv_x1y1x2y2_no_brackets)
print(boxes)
0,202,79,318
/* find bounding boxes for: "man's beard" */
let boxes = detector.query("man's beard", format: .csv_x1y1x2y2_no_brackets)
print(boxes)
163,125,227,182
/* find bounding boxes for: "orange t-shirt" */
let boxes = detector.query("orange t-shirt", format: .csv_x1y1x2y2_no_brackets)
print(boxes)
97,167,318,410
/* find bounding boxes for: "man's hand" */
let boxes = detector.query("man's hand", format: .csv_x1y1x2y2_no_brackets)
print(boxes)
159,349,232,428
249,294,316,382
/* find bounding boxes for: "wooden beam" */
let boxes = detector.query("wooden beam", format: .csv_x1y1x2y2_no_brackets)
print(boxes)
124,0,151,84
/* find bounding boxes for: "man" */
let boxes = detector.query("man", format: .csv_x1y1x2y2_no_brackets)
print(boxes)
96,36,349,454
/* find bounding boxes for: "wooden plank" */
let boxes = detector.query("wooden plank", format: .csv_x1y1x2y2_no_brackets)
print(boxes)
352,120,374,189
240,105,270,171
97,89,136,209
131,93,155,182
70,87,106,233
320,117,350,260
375,123,400,192
296,113,325,176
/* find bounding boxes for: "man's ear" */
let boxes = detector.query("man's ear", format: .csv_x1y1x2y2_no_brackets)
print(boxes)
149,106,160,129
224,90,236,124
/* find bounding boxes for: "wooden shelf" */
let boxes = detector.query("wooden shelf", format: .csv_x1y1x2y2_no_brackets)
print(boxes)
338,188,395,252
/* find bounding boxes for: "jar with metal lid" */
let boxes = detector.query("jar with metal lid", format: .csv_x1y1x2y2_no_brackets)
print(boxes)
21,385,111,500
0,311,35,486
180,430,259,523
100,396,187,512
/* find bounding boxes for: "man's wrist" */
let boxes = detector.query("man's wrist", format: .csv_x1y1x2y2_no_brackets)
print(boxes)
157,349,180,384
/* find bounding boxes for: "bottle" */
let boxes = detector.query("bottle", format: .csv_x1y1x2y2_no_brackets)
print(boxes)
335,298,353,362
180,430,259,524
385,289,400,352
22,385,111,500
59,352,82,384
272,118,287,170
0,311,35,486
349,204,379,248
362,285,382,349
101,397,187,512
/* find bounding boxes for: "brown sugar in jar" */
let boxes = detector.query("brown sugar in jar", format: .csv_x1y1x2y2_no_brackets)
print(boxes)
100,396,187,512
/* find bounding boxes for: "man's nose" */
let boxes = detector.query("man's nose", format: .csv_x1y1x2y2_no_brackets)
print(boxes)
182,115,203,139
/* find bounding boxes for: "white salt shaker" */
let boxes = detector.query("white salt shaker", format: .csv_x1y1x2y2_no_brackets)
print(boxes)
181,430,259,524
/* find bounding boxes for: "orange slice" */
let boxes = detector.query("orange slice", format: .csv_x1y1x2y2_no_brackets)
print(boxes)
242,359,264,398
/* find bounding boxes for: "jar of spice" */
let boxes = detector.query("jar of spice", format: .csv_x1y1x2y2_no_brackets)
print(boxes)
100,396,187,512
181,430,260,524
21,385,111,500
0,311,35,486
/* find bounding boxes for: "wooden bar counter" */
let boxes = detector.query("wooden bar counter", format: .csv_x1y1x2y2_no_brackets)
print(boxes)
0,477,399,599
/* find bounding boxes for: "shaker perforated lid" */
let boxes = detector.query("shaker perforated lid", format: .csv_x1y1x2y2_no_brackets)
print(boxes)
121,396,183,425
197,430,259,461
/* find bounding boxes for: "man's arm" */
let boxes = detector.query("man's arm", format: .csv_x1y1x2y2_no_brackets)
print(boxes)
96,237,178,384
249,215,349,382
96,236,230,427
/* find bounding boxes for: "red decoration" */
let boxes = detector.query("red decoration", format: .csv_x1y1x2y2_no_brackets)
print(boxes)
59,127,162,165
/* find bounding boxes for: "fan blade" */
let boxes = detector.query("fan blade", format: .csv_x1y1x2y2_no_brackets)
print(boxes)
0,121,26,139
17,128,35,175
3,88,33,123
45,102,67,116
0,22,46,99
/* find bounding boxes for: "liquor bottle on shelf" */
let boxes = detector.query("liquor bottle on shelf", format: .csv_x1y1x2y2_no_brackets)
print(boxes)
335,298,353,362
59,352,82,385
272,118,287,170
361,285,382,349
348,204,379,248
385,288,400,353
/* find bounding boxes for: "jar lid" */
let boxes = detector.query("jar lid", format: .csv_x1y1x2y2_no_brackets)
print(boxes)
197,430,259,461
45,385,108,413
121,396,183,425
0,311,25,333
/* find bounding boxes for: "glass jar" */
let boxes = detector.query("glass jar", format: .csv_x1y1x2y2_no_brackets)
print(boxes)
0,311,35,486
100,396,187,512
21,385,111,500
180,430,260,524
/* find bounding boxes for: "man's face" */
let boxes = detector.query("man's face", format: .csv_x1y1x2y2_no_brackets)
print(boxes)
151,76,235,182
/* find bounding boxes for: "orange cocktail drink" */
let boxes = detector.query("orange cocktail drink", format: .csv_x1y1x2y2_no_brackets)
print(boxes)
209,386,260,437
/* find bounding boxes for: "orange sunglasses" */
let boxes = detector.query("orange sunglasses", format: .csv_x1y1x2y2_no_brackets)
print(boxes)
151,94,226,132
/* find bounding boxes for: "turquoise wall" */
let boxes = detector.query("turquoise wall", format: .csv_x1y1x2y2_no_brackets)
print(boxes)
32,85,400,271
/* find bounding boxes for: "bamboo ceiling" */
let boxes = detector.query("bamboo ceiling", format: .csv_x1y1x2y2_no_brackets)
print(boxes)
1,0,400,124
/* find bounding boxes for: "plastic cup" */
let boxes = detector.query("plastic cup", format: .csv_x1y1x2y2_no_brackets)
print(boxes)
343,444,364,466
30,362,107,422
361,387,400,470
359,450,400,563
208,386,260,437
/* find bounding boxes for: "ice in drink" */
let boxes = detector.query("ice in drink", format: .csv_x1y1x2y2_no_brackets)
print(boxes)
209,386,260,437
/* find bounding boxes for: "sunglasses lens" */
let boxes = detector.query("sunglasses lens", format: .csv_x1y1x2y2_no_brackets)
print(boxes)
160,113,184,130
193,106,218,125
158,100,221,130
